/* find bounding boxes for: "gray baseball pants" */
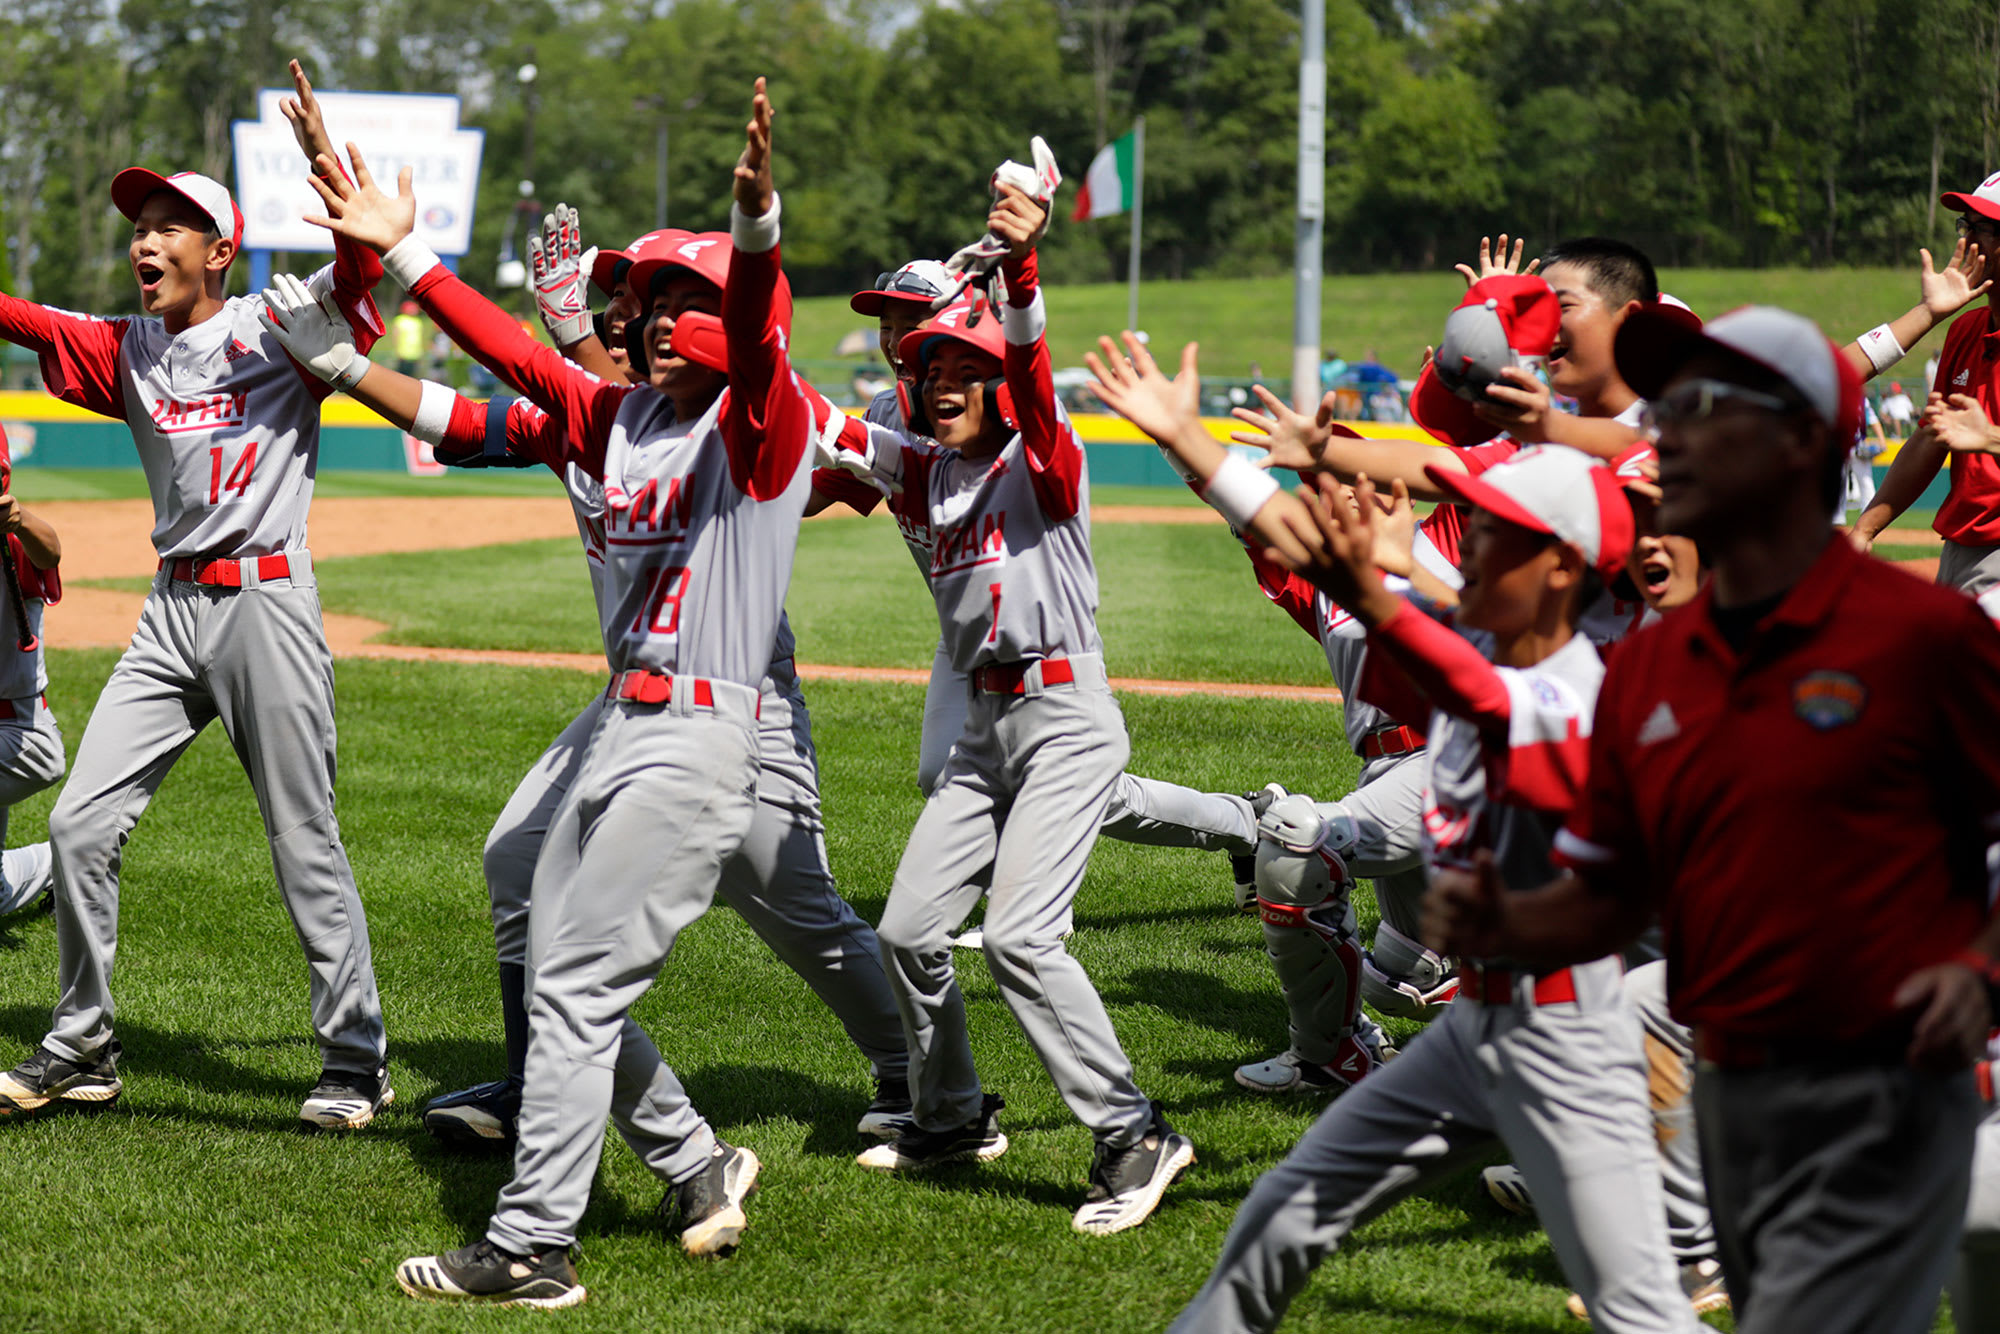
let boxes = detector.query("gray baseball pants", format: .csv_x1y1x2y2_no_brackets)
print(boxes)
1952,1102,2000,1332
1696,1059,1978,1334
1306,750,1429,935
1624,961,1714,1265
1170,991,1695,1334
487,684,762,1255
1938,540,2000,596
42,561,385,1070
0,696,65,914
919,641,1253,854
482,684,905,1077
880,654,1153,1145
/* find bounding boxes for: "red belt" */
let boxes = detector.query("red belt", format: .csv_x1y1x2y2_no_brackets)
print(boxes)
973,657,1074,695
1458,962,1577,1007
163,553,292,587
609,670,758,717
1361,725,1424,760
0,694,45,721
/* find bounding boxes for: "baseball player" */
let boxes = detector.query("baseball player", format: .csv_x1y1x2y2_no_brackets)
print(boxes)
1089,334,1691,1332
1428,304,2000,1334
0,62,393,1130
308,80,841,1306
258,213,915,1148
831,182,1196,1239
0,424,64,919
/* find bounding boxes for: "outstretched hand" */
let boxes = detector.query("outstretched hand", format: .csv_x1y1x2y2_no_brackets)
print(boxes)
1229,384,1335,471
302,143,415,256
1369,475,1418,577
988,184,1047,261
281,59,339,179
1084,333,1201,444
1291,472,1394,617
1454,234,1538,288
734,77,775,216
1924,392,2000,455
1921,238,1992,319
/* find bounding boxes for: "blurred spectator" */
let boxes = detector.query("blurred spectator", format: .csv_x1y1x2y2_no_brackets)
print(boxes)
1880,381,1915,436
1318,349,1348,390
391,301,426,376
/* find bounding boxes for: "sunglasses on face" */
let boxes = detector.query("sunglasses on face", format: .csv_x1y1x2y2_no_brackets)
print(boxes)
1641,378,1802,434
1956,215,2000,240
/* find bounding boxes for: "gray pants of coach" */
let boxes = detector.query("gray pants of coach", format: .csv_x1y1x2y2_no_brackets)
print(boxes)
44,561,384,1070
0,697,65,914
880,654,1153,1145
1170,990,1695,1334
1697,1059,1979,1334
488,687,761,1254
483,691,905,1077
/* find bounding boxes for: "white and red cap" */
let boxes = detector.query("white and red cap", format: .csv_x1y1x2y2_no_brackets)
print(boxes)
1614,304,1864,447
851,260,953,317
111,169,244,257
1942,170,2000,223
591,229,684,300
1411,274,1562,447
1425,444,1636,580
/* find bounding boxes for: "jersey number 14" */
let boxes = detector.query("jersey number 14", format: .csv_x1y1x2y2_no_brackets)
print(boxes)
208,443,258,504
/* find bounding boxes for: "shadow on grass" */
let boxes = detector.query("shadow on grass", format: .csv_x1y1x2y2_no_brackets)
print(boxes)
0,1004,316,1102
1306,1289,1577,1334
1097,966,1283,1046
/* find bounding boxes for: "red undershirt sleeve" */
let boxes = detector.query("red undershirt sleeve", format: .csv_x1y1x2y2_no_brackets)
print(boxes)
0,294,129,420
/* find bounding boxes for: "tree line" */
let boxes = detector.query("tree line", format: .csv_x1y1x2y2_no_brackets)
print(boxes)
1,0,1995,315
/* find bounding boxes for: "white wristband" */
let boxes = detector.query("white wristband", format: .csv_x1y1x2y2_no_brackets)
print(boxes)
328,352,371,392
729,193,782,254
1000,290,1046,347
1202,452,1281,530
409,380,456,446
1856,323,1906,375
381,234,444,290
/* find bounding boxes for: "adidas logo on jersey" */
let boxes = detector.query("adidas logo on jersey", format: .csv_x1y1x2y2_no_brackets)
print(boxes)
1637,701,1680,746
224,338,254,364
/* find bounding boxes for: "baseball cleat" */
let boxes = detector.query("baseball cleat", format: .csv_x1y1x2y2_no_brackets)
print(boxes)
300,1063,394,1131
662,1142,760,1256
0,1040,123,1117
1565,1257,1728,1321
857,1074,915,1140
1233,1034,1377,1095
1072,1102,1195,1236
856,1092,1007,1170
395,1239,584,1308
1481,1164,1534,1216
422,1076,521,1148
0,842,54,915
950,926,985,950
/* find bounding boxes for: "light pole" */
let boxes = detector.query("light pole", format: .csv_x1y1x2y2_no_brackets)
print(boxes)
639,93,704,231
496,57,539,291
1292,0,1325,412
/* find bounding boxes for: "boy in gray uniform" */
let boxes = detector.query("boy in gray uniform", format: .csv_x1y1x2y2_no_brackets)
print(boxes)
0,125,393,1130
310,80,844,1307
841,187,1195,1238
0,426,64,919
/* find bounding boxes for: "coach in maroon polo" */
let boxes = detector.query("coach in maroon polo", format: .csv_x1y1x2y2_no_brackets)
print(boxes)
1423,304,2000,1334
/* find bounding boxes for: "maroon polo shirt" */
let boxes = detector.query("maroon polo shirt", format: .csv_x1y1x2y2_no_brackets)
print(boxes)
1556,536,2000,1040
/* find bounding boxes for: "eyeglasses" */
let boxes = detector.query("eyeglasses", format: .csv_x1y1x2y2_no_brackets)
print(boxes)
1641,378,1802,434
1955,214,2000,239
873,269,945,300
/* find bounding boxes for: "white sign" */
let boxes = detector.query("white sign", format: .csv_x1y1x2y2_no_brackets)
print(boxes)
232,89,484,257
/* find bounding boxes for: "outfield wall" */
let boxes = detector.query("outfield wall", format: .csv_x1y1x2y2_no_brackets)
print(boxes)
0,390,1932,503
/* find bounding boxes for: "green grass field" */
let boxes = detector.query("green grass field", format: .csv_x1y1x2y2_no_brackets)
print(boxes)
0,486,1958,1331
790,267,1955,381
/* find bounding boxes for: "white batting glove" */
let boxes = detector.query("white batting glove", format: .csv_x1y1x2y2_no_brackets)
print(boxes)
258,271,369,390
936,136,1061,311
529,203,598,346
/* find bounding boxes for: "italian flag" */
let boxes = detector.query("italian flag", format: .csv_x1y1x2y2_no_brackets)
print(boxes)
1073,129,1138,220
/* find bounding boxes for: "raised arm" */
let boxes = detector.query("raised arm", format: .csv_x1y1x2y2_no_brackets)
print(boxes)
281,60,384,337
302,143,628,473
1843,240,1990,378
1228,384,1468,500
983,186,1080,521
0,295,128,419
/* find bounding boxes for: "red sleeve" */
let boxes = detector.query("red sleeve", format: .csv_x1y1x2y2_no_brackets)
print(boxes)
718,242,811,500
409,262,625,479
435,395,575,476
0,293,129,420
1246,545,1325,640
1453,440,1521,477
1366,599,1512,735
812,468,885,515
8,536,56,604
998,253,1082,521
1553,656,1646,895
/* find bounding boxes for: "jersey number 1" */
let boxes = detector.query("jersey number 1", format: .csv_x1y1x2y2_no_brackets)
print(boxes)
208,443,257,504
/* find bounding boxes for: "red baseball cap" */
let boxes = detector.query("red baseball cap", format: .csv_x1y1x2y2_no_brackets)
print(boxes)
1426,444,1635,580
851,260,954,317
1942,170,2000,223
1411,275,1561,447
896,294,1006,376
592,229,683,300
1614,304,1865,449
111,169,245,261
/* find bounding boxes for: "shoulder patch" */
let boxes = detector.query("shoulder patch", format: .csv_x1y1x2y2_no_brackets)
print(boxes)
1792,670,1867,730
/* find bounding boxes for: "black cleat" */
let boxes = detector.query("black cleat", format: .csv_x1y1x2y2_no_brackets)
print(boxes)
855,1091,1008,1170
662,1141,761,1256
1072,1101,1195,1235
396,1239,584,1308
857,1073,915,1140
0,1041,123,1117
422,1077,521,1148
300,1063,394,1131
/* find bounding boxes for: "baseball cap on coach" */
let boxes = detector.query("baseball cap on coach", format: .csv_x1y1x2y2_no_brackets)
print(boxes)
1613,304,1864,447
1941,170,2000,223
1411,274,1561,447
1424,445,1635,581
111,169,245,258
851,260,954,317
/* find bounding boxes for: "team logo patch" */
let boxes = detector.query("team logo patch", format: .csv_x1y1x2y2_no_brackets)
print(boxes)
1791,670,1867,730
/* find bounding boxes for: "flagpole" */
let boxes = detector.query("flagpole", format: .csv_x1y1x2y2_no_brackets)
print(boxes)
1292,2,1325,411
1127,117,1145,333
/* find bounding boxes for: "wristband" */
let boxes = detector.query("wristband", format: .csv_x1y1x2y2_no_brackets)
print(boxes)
1000,289,1045,347
1855,323,1907,375
409,380,457,446
328,352,371,393
1203,452,1281,530
729,193,782,254
382,234,444,290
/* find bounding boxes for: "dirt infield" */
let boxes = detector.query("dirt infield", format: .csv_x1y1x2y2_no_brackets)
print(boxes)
37,494,1336,703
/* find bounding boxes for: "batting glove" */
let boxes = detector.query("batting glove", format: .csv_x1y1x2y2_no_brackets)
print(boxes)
258,271,369,390
936,137,1062,313
530,203,598,347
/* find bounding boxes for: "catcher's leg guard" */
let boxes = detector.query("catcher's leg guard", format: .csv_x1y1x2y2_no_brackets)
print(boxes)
1253,795,1367,1069
1361,920,1460,1021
